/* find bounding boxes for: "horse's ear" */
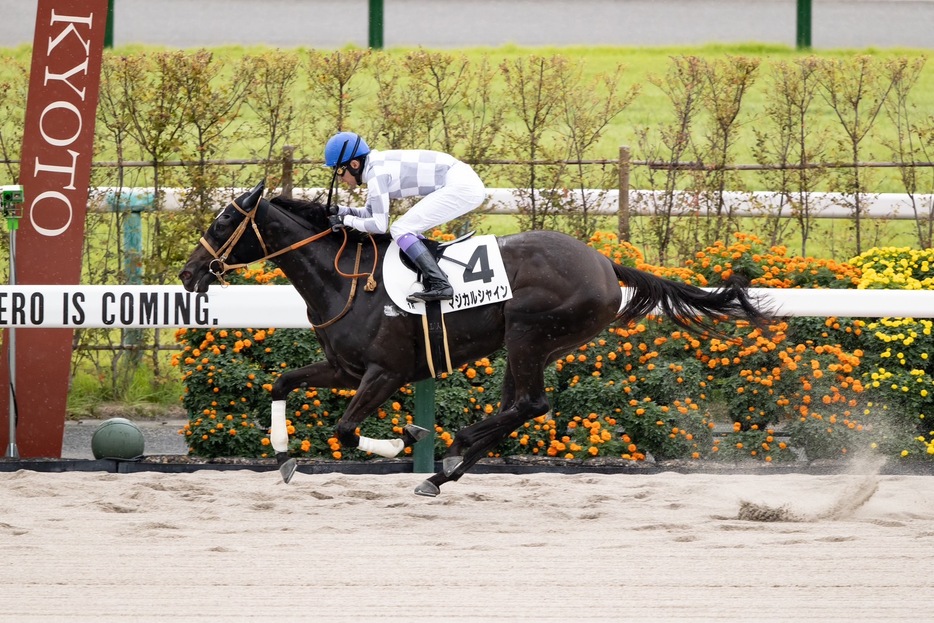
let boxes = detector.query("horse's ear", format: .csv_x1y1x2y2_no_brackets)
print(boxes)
243,180,265,211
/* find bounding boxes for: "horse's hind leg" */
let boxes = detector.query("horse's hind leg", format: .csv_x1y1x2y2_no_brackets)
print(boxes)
414,399,545,497
414,360,550,497
436,357,513,456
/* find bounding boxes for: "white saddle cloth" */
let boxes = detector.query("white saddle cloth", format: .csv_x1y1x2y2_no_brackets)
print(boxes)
382,235,513,315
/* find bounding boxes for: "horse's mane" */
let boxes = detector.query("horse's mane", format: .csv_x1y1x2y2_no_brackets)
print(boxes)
269,195,330,231
268,195,390,243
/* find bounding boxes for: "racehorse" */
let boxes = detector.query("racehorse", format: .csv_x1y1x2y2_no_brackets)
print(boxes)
179,182,772,496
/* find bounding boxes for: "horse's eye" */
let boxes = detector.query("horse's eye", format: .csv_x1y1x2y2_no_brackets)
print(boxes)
213,212,235,231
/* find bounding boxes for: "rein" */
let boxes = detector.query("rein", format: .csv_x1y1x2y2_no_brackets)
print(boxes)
199,195,379,327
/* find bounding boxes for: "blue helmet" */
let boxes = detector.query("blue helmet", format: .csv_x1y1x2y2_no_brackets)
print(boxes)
324,131,370,168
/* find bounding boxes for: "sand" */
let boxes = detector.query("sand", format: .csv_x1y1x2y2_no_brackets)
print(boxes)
1,468,932,622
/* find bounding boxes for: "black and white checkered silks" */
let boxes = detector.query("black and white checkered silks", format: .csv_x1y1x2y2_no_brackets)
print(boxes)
337,149,485,239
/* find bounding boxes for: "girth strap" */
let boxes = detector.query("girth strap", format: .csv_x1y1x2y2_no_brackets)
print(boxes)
421,301,452,379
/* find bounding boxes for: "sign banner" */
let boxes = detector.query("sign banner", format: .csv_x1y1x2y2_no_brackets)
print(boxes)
0,285,311,329
0,0,109,457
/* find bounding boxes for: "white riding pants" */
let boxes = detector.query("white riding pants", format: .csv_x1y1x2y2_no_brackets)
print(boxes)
388,162,485,240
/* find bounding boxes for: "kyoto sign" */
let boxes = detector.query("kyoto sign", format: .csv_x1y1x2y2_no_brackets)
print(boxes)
0,0,108,458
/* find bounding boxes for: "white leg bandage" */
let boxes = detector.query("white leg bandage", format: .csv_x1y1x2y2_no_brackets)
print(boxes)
270,400,289,453
357,436,405,458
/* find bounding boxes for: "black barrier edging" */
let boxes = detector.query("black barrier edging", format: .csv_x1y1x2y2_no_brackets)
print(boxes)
3,456,934,476
0,458,118,473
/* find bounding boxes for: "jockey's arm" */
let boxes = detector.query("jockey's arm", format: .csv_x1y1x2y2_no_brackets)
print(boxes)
340,172,391,234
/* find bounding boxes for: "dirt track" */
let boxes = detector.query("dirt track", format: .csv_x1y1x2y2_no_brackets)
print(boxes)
1,469,932,622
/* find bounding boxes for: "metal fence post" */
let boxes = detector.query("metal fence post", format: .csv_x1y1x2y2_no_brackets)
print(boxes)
413,378,436,473
104,0,114,48
123,201,145,365
618,145,631,242
368,0,384,49
796,0,812,49
106,190,151,365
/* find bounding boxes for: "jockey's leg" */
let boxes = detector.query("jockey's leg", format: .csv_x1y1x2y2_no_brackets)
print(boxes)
399,235,454,302
391,164,485,303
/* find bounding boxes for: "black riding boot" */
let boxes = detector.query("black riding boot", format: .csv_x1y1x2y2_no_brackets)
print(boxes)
405,239,453,303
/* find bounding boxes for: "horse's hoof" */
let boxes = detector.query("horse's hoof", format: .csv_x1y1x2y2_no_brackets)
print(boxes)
278,457,297,484
402,424,430,445
442,456,464,477
414,480,440,497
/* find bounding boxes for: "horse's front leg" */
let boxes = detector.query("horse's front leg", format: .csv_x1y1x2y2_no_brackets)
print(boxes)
334,365,429,459
270,361,358,483
271,362,428,484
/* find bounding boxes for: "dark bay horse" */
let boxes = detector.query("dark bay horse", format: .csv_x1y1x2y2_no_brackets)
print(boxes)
179,182,771,496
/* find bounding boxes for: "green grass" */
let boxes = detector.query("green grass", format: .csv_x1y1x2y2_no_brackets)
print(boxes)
67,361,183,419
3,42,931,177
5,41,929,258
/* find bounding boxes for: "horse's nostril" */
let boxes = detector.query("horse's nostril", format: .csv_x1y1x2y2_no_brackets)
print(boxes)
179,270,190,282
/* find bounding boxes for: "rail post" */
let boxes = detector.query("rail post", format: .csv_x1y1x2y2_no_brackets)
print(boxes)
110,190,150,366
281,145,294,199
413,378,436,473
618,145,631,242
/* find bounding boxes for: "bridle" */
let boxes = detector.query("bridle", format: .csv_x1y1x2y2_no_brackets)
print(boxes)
199,192,378,329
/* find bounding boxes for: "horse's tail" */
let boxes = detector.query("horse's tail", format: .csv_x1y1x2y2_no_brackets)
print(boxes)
612,263,772,334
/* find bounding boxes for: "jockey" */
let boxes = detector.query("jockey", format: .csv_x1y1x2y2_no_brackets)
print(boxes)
324,131,486,303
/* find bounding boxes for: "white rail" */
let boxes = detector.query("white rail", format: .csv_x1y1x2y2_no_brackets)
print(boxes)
0,285,929,329
92,188,934,220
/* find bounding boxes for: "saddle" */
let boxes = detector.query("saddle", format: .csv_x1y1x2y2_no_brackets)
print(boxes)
398,230,476,275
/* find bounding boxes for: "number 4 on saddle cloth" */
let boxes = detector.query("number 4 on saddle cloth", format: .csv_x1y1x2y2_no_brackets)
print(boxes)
383,233,514,378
